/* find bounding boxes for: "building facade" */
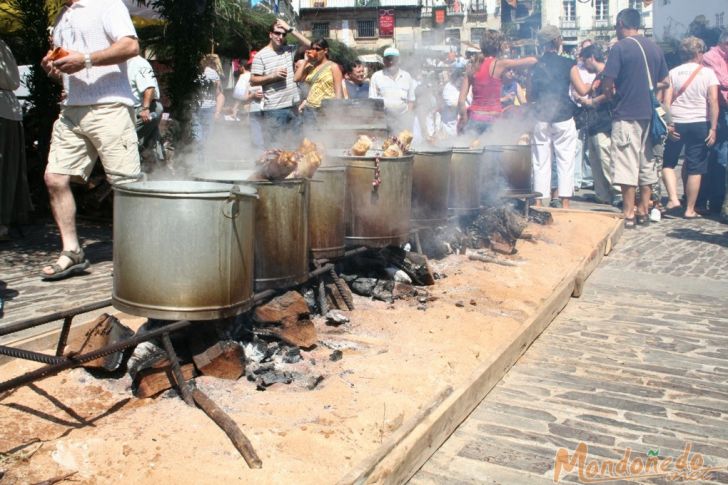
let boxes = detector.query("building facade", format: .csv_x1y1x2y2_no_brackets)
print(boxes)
541,0,654,52
296,0,501,51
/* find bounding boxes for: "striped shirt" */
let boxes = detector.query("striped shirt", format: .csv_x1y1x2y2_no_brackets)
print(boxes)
52,0,137,107
251,45,299,111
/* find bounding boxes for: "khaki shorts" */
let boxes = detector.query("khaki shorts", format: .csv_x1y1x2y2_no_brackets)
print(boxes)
610,119,658,187
47,103,141,184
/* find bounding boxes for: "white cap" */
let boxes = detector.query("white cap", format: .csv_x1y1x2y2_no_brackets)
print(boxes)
383,47,400,58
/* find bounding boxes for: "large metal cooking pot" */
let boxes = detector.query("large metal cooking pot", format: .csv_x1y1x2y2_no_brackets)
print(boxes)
448,147,485,215
309,167,347,260
483,145,532,194
411,147,452,226
328,150,413,248
194,170,309,291
112,181,256,321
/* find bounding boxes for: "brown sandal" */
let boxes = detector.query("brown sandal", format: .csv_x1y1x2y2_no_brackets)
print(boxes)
41,248,90,281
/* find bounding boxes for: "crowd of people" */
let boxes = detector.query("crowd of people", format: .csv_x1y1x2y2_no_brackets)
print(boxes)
0,0,726,281
225,10,726,223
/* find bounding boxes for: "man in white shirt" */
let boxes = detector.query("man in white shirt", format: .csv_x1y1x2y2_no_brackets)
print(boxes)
40,0,140,280
127,55,163,160
369,47,416,133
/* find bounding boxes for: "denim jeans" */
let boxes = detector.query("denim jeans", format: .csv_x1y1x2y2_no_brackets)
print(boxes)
262,107,300,147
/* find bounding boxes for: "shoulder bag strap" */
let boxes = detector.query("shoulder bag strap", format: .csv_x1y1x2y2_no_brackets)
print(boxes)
627,37,654,92
671,65,703,105
308,61,333,86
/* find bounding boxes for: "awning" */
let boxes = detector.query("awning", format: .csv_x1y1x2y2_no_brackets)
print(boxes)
358,54,383,64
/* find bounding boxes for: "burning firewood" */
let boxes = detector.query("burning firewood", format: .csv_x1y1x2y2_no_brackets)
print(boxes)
350,135,373,156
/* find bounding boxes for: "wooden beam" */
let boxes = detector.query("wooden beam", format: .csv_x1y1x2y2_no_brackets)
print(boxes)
338,216,623,485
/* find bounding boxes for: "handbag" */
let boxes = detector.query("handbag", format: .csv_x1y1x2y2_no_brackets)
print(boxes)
628,37,667,144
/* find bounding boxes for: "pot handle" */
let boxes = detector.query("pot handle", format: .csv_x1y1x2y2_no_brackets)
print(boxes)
229,185,259,199
223,185,255,219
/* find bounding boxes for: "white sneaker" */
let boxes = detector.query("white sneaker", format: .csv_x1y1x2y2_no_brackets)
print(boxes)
649,207,661,222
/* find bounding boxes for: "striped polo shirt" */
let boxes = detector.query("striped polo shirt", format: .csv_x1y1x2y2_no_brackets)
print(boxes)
250,44,300,111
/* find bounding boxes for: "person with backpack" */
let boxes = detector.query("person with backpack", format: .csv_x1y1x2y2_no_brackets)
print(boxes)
602,8,669,228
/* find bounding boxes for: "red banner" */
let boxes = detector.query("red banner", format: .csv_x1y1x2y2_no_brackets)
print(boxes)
433,6,446,26
379,9,394,37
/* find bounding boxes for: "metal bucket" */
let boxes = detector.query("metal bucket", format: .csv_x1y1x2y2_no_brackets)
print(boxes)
194,170,309,291
329,150,413,248
112,181,256,321
309,167,347,260
411,147,452,226
448,147,484,215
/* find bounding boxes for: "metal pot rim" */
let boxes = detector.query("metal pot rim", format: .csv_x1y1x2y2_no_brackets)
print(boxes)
193,170,308,186
327,149,414,161
113,180,255,197
451,146,486,154
412,147,453,155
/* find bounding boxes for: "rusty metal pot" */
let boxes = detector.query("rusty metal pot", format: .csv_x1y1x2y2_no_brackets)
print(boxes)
328,150,413,248
112,181,256,321
448,147,485,215
309,166,347,260
194,170,309,291
483,145,532,194
411,147,452,226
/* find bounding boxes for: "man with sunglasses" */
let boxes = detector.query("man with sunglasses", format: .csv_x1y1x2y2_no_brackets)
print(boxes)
250,19,311,146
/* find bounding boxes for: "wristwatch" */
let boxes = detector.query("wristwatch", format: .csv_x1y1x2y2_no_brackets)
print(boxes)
287,27,294,34
84,53,93,70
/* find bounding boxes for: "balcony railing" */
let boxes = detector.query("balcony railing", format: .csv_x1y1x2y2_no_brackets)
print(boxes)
592,16,611,29
559,16,578,29
303,0,419,8
421,4,465,17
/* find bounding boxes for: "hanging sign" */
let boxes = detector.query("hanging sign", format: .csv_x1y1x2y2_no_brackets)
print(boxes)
379,9,395,37
433,6,447,26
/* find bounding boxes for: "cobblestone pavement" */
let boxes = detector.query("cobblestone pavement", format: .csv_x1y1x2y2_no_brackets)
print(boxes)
413,212,728,484
0,218,113,342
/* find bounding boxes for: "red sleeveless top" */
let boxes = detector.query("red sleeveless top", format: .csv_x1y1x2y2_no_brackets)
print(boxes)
468,57,503,122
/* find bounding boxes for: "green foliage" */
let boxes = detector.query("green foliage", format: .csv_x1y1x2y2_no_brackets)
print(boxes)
136,0,278,144
326,39,358,69
139,0,215,145
8,0,62,171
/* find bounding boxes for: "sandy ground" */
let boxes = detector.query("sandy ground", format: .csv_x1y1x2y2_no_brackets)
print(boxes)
0,211,618,484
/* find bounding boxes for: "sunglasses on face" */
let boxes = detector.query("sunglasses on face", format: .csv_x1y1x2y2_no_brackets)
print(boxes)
271,31,286,36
